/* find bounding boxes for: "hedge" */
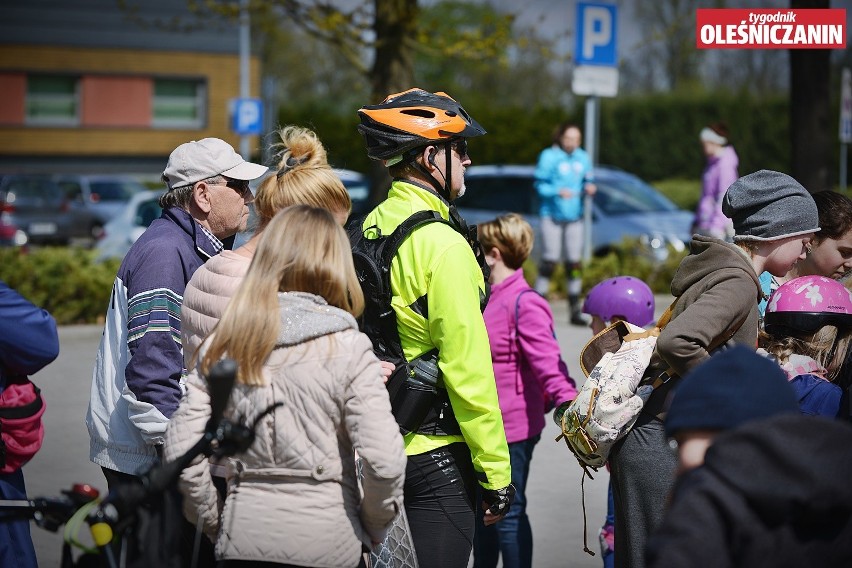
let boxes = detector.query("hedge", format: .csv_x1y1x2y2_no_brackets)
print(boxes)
277,91,799,184
0,248,118,325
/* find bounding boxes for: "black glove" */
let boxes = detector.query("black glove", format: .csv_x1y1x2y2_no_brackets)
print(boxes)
482,484,516,517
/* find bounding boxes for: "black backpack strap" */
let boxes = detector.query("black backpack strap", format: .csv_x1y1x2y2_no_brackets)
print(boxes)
380,210,448,267
0,382,43,419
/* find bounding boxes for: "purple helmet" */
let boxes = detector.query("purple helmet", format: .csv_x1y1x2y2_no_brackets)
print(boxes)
582,276,655,327
765,275,852,335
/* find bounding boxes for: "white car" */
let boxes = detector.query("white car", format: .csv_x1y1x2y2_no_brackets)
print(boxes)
95,190,163,261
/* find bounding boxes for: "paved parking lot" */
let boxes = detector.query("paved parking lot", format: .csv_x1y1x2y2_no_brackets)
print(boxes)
25,296,674,567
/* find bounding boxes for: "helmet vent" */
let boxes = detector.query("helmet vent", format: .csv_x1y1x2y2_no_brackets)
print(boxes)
445,111,457,117
401,109,436,118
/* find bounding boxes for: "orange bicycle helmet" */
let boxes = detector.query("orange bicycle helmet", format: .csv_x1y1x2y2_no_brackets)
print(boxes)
357,88,486,162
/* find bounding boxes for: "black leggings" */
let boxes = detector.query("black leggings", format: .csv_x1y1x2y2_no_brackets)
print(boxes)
405,442,479,568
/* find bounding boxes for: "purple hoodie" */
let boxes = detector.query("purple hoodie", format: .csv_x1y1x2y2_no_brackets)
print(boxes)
696,145,739,237
484,270,577,443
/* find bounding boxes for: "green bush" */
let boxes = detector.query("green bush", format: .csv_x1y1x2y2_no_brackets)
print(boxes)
653,178,701,212
0,248,119,325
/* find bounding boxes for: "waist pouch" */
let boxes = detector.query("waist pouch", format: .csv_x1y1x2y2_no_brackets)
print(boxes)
0,376,46,473
386,354,461,436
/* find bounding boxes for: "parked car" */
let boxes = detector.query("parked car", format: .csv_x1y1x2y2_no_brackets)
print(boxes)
458,165,692,262
0,174,104,246
0,218,27,247
54,174,149,225
336,168,371,216
233,167,371,248
95,190,164,261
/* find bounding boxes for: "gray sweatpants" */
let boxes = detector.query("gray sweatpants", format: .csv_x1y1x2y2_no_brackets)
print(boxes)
539,216,584,263
608,416,677,568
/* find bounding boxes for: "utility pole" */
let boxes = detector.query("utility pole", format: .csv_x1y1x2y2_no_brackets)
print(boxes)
239,0,250,159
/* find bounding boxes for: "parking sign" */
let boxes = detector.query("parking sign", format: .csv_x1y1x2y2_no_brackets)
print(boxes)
231,98,263,135
575,2,618,67
573,2,619,97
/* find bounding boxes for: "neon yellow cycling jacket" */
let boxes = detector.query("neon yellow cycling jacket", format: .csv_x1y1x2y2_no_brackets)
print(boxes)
363,180,511,490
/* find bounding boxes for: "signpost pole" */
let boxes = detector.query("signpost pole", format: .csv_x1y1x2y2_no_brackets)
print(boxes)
239,0,250,158
582,96,598,262
573,2,617,262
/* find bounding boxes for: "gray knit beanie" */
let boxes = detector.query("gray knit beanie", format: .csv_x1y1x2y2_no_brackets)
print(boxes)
722,170,820,241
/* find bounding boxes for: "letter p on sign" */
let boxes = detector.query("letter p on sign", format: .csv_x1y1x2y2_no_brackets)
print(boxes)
575,2,617,67
231,98,263,135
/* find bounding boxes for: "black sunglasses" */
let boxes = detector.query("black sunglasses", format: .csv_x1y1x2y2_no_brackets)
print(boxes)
223,177,251,197
451,139,469,158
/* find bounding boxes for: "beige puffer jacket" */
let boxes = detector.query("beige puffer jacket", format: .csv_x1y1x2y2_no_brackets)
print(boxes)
181,250,251,367
164,292,407,567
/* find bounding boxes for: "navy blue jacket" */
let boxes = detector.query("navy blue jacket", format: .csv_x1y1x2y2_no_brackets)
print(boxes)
0,281,59,385
87,206,222,475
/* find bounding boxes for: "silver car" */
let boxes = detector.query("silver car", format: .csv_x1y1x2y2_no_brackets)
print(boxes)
54,174,150,225
458,165,692,262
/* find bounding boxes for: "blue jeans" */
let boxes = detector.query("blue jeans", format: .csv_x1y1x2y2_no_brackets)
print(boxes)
473,435,540,568
0,469,37,568
602,481,615,568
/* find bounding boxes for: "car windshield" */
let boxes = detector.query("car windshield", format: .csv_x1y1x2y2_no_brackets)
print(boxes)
89,180,145,201
594,174,678,215
2,177,61,204
344,178,371,215
460,174,537,214
135,198,162,227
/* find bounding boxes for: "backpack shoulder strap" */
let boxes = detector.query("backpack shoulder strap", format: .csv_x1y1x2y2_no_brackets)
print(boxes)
654,297,679,331
380,210,448,267
648,299,750,389
512,288,542,346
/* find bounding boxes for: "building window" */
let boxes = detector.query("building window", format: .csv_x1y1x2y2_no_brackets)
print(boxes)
26,75,79,126
152,79,205,128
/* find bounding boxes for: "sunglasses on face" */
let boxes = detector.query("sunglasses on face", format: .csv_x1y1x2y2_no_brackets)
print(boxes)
451,139,469,158
223,177,252,197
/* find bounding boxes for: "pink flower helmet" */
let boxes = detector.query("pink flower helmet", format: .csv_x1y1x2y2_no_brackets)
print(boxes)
764,275,852,335
582,276,655,327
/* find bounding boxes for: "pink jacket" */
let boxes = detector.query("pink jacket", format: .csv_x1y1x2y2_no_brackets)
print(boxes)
484,270,577,443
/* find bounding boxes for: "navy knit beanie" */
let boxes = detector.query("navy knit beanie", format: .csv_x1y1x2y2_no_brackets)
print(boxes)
722,169,820,241
665,345,799,438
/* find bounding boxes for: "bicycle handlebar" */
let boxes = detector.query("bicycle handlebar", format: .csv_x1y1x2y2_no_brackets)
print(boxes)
0,359,250,568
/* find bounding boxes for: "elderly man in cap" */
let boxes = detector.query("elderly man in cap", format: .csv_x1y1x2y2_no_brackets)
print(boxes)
85,138,265,565
87,138,266,485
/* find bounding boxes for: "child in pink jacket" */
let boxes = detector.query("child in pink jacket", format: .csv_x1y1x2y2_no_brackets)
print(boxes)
473,213,577,568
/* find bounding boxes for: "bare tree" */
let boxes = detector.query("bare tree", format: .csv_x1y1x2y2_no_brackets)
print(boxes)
627,0,704,91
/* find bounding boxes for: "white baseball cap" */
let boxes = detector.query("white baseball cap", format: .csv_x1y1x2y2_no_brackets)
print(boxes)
162,138,268,189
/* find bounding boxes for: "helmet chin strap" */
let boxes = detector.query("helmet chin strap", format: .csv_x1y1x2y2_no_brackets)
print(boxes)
412,141,454,203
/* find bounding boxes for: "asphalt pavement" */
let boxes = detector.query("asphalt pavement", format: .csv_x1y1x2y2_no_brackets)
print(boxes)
23,295,674,567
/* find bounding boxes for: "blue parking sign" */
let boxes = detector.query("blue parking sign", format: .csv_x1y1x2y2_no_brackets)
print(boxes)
231,98,263,135
575,2,618,67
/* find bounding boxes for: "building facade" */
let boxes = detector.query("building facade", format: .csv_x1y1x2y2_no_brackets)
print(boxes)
0,0,261,174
